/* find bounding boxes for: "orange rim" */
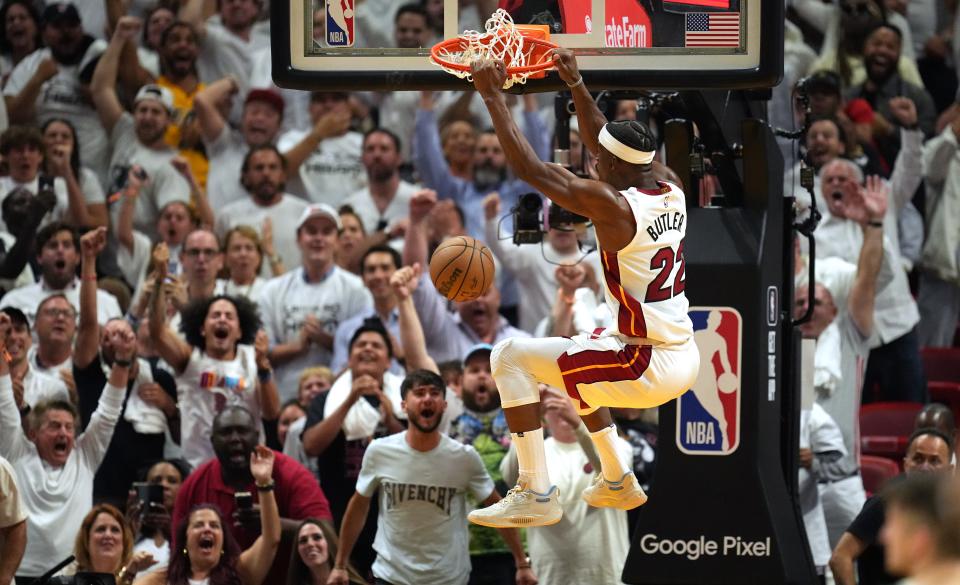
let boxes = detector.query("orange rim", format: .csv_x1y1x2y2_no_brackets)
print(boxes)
430,36,559,75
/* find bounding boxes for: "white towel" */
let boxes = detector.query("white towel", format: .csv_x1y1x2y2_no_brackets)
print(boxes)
324,370,405,441
118,358,168,434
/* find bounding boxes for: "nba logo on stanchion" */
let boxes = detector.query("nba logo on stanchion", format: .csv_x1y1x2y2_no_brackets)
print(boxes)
676,307,742,455
326,0,354,47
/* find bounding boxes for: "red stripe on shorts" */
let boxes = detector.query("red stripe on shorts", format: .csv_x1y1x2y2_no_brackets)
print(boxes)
601,250,648,338
556,344,652,409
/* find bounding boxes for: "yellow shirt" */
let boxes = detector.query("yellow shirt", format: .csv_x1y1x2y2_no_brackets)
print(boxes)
156,75,209,193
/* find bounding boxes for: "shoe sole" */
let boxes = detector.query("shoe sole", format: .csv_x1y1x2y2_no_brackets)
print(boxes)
582,489,649,510
468,509,563,528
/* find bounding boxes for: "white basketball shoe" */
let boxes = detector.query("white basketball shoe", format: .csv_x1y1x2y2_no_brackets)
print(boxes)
468,482,562,528
581,471,648,510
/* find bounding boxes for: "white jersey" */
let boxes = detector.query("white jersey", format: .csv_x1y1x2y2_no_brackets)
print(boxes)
598,182,693,345
176,345,259,468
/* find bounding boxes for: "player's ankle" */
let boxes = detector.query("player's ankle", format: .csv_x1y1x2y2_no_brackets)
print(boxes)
520,472,551,493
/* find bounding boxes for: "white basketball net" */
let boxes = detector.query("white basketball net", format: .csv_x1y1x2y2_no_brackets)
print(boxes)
432,9,533,89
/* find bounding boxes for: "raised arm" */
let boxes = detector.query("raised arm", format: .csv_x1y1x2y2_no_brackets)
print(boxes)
471,60,633,250
413,94,464,201
254,331,280,420
282,109,351,176
0,314,31,460
170,157,214,228
92,17,142,135
4,57,58,123
390,263,438,374
116,167,146,253
147,244,192,373
843,176,888,338
237,446,281,585
328,492,372,585
923,116,960,186
74,227,107,369
178,0,214,40
551,49,606,156
193,77,237,145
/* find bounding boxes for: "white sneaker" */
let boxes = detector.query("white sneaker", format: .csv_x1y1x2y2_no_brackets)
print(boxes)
468,482,562,528
581,471,648,510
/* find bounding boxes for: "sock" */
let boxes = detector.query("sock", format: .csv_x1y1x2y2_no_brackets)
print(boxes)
590,424,629,482
512,428,551,493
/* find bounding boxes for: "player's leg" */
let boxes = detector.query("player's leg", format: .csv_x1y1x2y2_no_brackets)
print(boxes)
467,335,574,528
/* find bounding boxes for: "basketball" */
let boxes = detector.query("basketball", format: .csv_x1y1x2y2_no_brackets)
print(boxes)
429,236,495,302
717,372,738,394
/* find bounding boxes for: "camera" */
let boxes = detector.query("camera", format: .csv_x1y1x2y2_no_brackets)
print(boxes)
235,491,254,510
512,193,544,245
133,482,164,509
547,202,587,229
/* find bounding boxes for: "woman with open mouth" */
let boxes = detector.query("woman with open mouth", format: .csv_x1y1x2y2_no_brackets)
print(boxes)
134,445,281,585
287,518,365,585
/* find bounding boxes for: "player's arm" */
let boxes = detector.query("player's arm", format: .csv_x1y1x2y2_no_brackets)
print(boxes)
472,60,634,249
829,532,867,585
329,492,372,585
551,48,606,156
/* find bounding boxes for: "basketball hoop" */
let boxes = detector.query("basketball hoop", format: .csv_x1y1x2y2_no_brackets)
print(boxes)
430,9,558,89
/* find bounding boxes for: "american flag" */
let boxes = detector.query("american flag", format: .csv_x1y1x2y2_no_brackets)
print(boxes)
684,12,741,47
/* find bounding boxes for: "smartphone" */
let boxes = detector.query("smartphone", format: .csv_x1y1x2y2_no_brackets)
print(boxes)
234,491,253,510
133,482,164,508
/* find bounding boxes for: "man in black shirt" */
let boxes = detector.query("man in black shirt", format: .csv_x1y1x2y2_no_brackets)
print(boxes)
829,428,954,585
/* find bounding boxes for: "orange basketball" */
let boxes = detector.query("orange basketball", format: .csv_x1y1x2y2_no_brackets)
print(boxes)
429,236,496,302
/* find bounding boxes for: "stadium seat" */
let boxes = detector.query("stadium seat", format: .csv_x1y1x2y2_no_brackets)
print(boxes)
921,347,960,382
860,455,901,495
929,381,960,424
859,402,924,461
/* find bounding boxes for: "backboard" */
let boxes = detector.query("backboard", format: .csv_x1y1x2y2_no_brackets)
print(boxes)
271,0,782,92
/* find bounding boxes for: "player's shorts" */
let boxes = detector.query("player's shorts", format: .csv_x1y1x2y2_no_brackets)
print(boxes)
492,331,700,415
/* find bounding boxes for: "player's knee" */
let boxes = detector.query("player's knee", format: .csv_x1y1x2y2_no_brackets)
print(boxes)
490,337,520,376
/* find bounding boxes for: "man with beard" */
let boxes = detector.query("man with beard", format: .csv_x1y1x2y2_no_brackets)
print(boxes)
91,19,191,241
342,129,419,245
173,405,332,585
329,369,536,585
149,243,280,468
846,23,936,164
0,308,131,582
301,323,405,576
415,90,550,240
195,79,285,210
0,222,122,327
215,145,308,277
72,227,179,509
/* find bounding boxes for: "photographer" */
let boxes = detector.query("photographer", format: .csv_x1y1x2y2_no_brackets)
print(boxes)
126,459,193,575
483,192,600,333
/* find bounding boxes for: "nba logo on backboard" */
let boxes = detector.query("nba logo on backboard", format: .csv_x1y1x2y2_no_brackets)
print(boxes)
326,0,354,47
676,307,742,455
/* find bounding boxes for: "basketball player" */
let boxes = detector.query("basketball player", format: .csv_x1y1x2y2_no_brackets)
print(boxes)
466,50,699,528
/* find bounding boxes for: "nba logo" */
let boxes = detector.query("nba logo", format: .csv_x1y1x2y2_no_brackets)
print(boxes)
326,0,354,47
676,307,742,455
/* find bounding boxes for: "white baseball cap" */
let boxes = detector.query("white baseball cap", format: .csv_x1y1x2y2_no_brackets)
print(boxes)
134,84,174,114
296,203,342,231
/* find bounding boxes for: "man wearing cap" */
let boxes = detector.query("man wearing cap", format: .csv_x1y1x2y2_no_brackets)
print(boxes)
258,204,373,401
215,145,308,278
3,2,112,182
195,78,285,209
0,307,69,419
279,91,365,204
91,18,190,241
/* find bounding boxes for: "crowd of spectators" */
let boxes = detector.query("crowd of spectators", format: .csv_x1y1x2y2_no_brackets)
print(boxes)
0,0,957,584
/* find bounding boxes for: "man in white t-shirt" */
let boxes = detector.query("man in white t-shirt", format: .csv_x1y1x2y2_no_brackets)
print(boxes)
215,145,307,277
92,21,191,240
179,0,270,90
328,369,535,585
0,454,26,585
278,91,365,205
0,310,130,581
0,222,121,327
3,3,109,181
195,80,285,210
0,307,69,413
342,128,419,243
259,204,373,401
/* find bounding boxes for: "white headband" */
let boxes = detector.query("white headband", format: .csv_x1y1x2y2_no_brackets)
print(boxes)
598,125,655,165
